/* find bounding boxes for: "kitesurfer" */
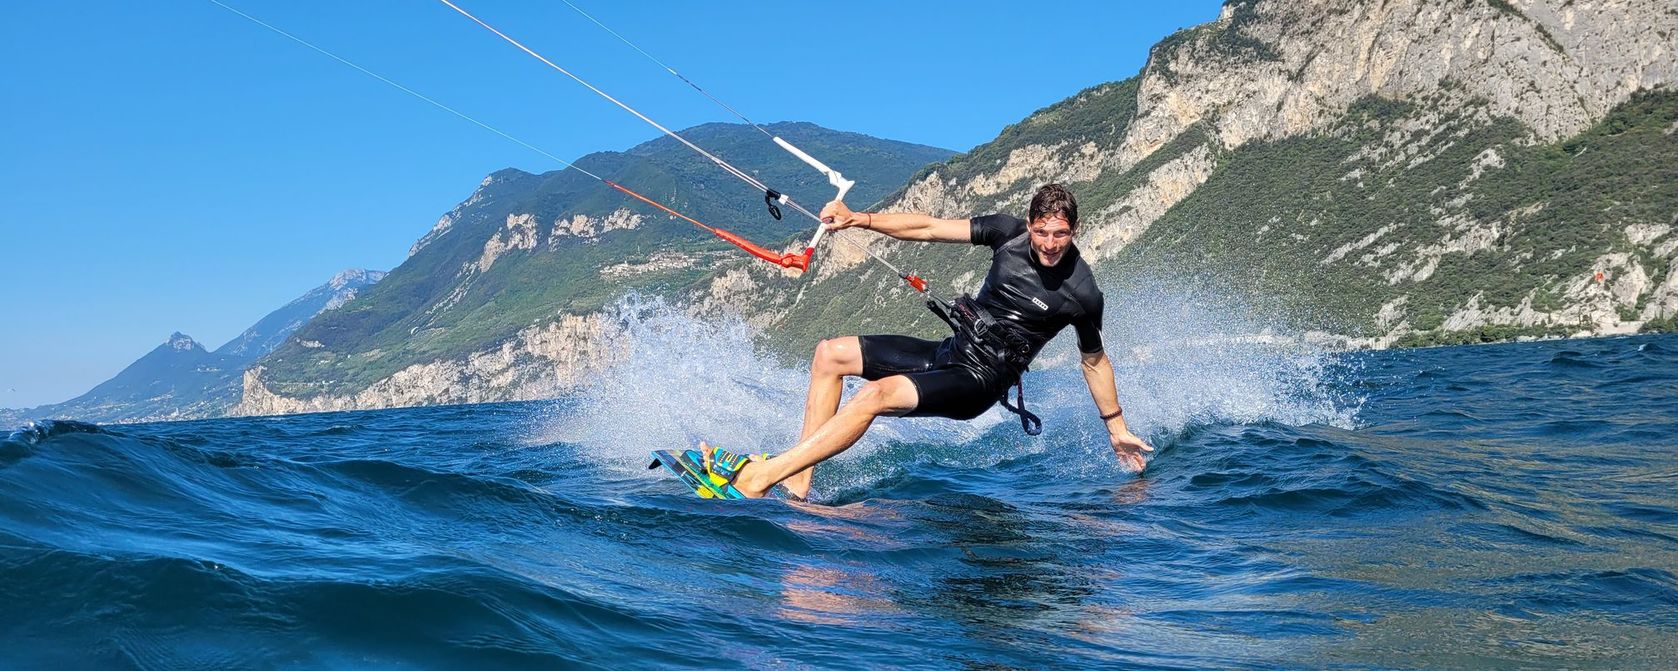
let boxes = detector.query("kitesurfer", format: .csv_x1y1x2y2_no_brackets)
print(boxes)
703,184,1152,499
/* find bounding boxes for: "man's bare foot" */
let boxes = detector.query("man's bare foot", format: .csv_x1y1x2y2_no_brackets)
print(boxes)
698,441,771,498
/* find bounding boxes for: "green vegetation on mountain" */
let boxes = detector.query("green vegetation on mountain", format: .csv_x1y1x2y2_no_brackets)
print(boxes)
1152,0,1280,77
257,123,954,396
967,79,1143,180
1113,88,1678,344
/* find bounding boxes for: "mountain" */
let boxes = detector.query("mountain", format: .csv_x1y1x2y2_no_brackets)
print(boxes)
235,122,955,414
217,269,387,361
5,333,246,425
1,269,383,425
235,0,1676,416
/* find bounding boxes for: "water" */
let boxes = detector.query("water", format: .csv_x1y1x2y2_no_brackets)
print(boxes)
3,317,1676,668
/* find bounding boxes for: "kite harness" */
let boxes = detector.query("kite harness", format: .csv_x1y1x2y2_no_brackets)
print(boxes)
927,296,1043,436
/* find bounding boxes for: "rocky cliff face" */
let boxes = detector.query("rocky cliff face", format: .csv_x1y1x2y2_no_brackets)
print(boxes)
235,313,618,416
1134,0,1670,151
803,0,1673,267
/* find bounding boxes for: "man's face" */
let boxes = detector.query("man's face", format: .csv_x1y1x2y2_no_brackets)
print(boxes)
1029,214,1074,267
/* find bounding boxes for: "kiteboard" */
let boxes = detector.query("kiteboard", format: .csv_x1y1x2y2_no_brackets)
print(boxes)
648,448,799,501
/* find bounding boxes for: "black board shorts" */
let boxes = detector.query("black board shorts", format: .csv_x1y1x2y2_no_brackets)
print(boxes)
857,334,1013,421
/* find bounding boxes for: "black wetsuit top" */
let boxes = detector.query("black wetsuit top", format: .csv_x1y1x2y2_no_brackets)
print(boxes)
969,213,1106,362
856,213,1105,421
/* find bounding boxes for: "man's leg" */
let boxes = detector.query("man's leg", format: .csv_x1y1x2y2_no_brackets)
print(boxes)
783,337,864,497
730,375,919,499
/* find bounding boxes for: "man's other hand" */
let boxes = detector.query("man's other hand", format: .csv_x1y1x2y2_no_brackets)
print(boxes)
1109,428,1154,472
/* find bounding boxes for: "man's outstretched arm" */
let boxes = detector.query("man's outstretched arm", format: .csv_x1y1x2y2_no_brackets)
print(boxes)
1080,350,1154,471
820,200,971,243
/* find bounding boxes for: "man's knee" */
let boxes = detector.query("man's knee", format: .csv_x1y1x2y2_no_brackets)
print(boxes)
851,377,917,416
812,337,862,377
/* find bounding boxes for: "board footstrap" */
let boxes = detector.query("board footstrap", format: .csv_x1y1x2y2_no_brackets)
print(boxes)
649,448,804,501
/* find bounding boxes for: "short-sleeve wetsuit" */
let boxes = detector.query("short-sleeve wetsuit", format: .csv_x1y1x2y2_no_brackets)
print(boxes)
857,214,1106,420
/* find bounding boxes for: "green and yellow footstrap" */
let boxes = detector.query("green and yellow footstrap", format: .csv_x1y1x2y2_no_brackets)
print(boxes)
648,446,800,501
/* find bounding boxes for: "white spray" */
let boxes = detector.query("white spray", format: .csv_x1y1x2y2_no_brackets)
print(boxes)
535,281,1361,486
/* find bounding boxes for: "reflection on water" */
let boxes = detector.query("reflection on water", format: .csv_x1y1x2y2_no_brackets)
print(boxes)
778,564,902,626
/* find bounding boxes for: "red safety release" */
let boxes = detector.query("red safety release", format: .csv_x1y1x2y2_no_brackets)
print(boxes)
710,228,808,271
607,180,812,272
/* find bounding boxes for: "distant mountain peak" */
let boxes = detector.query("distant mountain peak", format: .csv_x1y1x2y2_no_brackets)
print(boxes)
5,267,393,425
487,167,535,183
328,268,387,290
166,332,201,351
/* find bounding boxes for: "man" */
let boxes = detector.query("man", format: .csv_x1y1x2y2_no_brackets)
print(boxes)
703,184,1151,499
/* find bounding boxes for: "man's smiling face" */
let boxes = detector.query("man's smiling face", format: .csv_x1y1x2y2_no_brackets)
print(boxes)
1029,214,1074,267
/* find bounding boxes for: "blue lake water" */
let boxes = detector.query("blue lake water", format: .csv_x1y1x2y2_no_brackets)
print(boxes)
4,328,1676,669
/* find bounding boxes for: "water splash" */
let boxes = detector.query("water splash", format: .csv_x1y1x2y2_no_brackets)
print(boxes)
534,286,1359,484
1009,279,1362,476
1101,281,1362,434
530,294,994,476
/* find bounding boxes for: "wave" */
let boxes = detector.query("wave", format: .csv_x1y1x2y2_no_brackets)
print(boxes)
1161,429,1486,518
1546,349,1606,368
0,542,672,670
1477,567,1678,625
5,418,106,444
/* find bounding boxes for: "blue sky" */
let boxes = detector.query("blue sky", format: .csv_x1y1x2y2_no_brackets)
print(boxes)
0,1,1221,409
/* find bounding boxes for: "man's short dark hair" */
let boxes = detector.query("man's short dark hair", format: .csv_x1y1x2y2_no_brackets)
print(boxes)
1029,183,1078,229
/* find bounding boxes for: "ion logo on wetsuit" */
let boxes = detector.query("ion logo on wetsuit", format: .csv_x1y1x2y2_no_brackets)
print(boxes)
858,213,1106,420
